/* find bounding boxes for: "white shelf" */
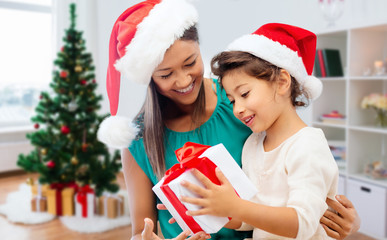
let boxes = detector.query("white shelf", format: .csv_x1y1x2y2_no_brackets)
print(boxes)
314,23,387,239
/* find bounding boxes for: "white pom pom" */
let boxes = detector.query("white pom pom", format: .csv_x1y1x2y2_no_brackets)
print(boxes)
303,75,323,100
97,116,139,149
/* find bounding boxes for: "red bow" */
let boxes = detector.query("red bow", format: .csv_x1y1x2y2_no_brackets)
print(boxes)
76,185,94,218
161,142,221,234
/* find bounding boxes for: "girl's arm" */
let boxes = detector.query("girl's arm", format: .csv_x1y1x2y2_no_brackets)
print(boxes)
180,168,299,238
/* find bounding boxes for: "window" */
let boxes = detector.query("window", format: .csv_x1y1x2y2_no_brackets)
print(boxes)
0,0,52,128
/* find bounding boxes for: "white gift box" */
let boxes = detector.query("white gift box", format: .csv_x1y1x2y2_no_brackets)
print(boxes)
75,192,95,218
153,143,258,234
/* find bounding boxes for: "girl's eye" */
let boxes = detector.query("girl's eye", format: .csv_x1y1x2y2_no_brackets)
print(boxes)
160,72,172,79
185,60,196,67
241,91,249,98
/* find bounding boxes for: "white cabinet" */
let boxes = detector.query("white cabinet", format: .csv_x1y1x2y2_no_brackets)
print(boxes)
313,23,387,238
347,178,387,239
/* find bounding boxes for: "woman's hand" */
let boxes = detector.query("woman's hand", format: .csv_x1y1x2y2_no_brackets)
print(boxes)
180,168,240,218
139,218,211,240
320,195,360,240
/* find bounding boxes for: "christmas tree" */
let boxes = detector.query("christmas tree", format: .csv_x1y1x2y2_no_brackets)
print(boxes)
17,3,121,196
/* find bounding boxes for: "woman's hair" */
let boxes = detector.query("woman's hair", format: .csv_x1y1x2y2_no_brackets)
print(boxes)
211,51,309,107
134,25,204,180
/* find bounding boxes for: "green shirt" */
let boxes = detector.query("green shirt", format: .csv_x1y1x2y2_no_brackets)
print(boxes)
129,79,252,239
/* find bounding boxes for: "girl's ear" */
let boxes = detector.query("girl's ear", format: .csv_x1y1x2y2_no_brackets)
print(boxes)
276,69,291,96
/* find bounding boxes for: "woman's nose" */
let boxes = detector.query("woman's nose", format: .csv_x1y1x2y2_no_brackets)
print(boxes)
175,71,192,88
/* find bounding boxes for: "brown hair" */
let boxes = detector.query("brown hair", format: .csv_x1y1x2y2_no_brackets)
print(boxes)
134,25,204,180
211,51,309,107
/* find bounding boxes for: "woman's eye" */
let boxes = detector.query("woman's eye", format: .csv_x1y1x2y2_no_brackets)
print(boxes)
241,91,249,98
160,72,172,79
229,100,235,105
185,60,196,67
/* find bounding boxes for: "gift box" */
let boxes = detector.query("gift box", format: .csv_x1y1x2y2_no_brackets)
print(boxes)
152,142,258,234
62,187,76,216
75,185,95,218
47,183,78,216
31,196,47,212
98,193,124,218
31,182,48,197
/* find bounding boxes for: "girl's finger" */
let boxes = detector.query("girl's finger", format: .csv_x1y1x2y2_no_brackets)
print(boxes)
141,218,155,240
181,179,208,197
157,204,167,210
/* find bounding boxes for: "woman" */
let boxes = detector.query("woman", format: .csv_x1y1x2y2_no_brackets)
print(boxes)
97,0,360,239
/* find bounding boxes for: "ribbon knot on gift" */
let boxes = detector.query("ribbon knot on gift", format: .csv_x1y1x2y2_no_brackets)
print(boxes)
76,185,94,218
164,142,220,186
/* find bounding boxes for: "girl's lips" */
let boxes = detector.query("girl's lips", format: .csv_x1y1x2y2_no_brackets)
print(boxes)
243,115,255,127
174,79,195,95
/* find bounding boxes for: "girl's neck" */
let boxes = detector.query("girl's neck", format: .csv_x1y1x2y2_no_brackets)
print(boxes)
263,108,307,152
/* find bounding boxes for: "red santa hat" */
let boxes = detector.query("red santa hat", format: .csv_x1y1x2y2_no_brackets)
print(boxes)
97,0,198,149
227,23,322,100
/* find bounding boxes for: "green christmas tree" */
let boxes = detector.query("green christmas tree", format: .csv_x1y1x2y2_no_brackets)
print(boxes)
17,3,121,196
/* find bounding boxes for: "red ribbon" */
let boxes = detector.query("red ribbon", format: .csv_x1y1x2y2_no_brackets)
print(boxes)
76,185,94,218
50,182,78,216
161,142,221,233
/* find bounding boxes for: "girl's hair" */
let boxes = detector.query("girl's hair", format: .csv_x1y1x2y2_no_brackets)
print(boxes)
211,51,309,107
134,25,204,180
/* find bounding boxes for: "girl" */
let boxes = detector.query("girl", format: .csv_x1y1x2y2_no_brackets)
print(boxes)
97,0,360,238
180,23,342,239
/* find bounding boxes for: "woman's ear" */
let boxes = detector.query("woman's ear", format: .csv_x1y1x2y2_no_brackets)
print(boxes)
276,69,292,96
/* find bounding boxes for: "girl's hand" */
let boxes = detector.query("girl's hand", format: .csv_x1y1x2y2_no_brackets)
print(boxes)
140,218,211,240
180,168,240,218
320,195,360,240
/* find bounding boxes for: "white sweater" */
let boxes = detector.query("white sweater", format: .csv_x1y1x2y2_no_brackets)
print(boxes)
241,127,338,240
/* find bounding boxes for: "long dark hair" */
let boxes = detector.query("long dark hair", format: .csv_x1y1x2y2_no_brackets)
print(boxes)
211,51,309,107
134,25,204,180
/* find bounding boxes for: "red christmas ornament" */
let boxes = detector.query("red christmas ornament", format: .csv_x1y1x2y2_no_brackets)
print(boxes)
82,143,88,152
61,125,70,134
80,79,87,85
34,123,40,129
60,71,68,78
46,160,55,168
61,46,65,52
92,79,96,84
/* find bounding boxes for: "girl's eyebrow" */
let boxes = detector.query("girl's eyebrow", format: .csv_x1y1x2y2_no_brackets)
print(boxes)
226,83,248,97
154,54,196,72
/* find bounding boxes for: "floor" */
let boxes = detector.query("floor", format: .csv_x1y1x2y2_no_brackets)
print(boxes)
0,171,377,240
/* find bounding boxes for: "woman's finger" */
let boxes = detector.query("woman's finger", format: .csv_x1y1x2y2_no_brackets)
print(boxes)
157,204,167,210
320,213,341,232
321,223,340,239
141,218,155,240
173,230,190,240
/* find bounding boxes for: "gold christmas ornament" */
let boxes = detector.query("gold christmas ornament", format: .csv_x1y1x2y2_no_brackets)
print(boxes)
71,156,79,165
26,177,34,186
41,148,47,155
74,65,83,72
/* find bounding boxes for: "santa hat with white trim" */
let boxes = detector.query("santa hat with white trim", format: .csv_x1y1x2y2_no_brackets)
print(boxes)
227,23,322,100
97,0,198,149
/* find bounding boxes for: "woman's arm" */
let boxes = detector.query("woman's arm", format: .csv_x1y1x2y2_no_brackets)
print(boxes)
122,148,158,239
321,195,361,240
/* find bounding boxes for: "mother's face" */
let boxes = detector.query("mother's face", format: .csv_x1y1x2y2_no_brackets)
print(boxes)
152,39,204,106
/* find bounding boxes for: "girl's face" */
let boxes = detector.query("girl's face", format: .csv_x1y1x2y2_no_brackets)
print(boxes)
152,40,204,107
222,70,283,133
